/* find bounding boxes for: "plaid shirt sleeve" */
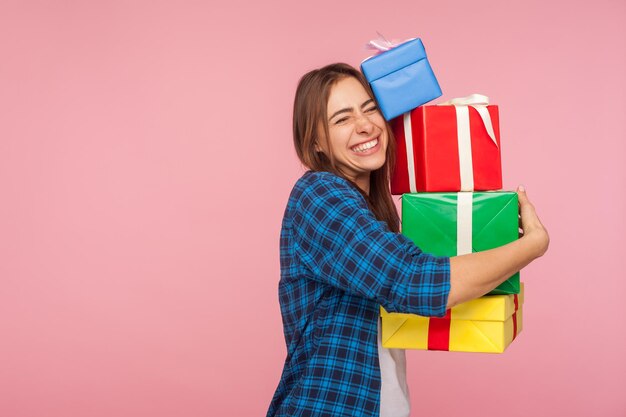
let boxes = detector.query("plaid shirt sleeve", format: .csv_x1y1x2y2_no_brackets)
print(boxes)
292,172,450,318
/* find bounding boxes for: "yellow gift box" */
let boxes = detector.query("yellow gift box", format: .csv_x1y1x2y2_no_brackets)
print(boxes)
381,283,524,353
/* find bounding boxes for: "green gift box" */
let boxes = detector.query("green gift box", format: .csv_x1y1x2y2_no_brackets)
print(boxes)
402,192,520,295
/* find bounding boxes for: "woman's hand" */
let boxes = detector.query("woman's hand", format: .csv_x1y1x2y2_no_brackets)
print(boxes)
517,185,550,258
447,185,550,308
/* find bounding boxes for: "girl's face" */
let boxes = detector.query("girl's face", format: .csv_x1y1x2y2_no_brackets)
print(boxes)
317,76,388,186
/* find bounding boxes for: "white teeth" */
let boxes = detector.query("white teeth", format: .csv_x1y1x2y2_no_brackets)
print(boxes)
352,138,378,153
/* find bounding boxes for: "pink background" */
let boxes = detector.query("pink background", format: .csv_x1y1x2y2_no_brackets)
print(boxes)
1,1,624,416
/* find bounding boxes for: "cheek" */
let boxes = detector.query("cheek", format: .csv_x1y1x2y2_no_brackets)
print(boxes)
376,115,389,134
380,139,389,155
329,128,352,149
372,114,387,130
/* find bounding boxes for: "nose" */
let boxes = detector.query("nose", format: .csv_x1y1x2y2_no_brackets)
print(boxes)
354,112,375,134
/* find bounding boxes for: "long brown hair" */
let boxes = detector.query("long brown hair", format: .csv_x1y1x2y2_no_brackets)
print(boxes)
292,63,400,233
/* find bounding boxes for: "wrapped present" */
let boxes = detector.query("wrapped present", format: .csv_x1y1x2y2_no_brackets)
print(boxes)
402,191,519,294
361,37,442,121
391,94,502,194
380,284,524,353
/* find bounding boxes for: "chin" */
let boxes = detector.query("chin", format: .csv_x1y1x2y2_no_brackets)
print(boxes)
363,163,386,174
369,155,387,171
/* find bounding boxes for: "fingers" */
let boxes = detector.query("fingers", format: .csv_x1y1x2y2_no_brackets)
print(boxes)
517,185,533,238
516,184,547,243
517,184,536,212
517,185,529,205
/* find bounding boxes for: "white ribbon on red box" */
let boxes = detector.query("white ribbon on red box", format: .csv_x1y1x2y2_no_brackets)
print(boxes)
439,94,498,191
402,94,498,192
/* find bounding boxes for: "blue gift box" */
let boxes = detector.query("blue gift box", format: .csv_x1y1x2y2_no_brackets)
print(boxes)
361,38,442,121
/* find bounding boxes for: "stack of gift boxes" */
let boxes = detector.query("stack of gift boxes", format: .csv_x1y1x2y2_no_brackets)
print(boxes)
361,38,523,353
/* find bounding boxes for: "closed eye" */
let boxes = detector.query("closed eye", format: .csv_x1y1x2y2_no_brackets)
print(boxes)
365,106,378,113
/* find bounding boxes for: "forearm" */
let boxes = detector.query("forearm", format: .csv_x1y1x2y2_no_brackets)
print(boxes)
446,233,544,308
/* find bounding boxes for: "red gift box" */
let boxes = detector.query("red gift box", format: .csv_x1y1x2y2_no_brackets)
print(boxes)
390,96,502,194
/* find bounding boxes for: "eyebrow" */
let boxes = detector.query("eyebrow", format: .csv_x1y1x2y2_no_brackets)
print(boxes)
328,99,375,121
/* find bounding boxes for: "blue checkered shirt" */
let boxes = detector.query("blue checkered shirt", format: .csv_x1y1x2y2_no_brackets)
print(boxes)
267,171,450,417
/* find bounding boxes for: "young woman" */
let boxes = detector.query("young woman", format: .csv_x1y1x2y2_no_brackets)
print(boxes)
267,63,549,417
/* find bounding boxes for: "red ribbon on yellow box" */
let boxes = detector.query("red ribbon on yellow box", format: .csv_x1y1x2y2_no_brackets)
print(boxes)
381,284,524,353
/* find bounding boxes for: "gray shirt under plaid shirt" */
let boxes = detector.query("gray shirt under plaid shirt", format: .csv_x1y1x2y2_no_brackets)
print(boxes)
267,171,451,417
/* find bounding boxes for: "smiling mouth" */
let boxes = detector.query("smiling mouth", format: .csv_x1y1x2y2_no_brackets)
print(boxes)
351,137,379,153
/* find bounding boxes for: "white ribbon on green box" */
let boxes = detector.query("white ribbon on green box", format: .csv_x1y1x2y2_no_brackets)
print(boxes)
456,192,473,256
